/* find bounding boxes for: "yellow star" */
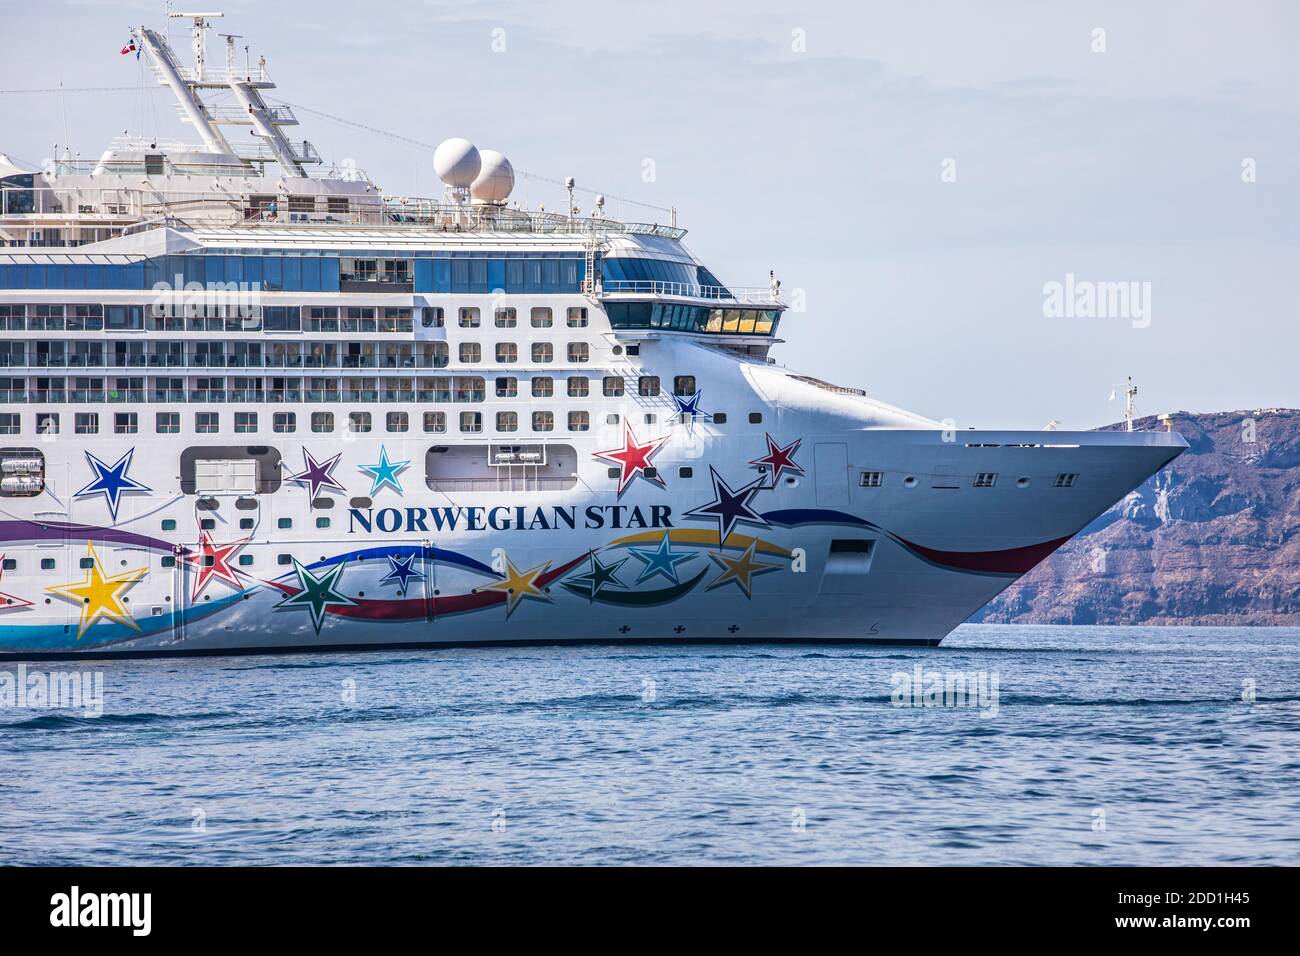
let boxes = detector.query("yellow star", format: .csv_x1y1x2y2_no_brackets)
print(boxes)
47,542,148,639
476,554,552,618
707,540,781,598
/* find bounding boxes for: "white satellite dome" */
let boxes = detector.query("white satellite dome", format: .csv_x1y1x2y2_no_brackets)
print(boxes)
433,138,481,188
470,149,515,203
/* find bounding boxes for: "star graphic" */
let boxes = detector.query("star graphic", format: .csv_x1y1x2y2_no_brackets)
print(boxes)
706,540,781,598
380,552,424,590
0,555,33,612
286,448,347,499
672,390,707,423
749,433,805,485
181,531,250,600
46,541,148,638
274,559,357,633
359,445,410,497
567,551,630,600
627,533,697,585
73,448,152,521
593,422,671,496
682,466,770,546
476,554,553,618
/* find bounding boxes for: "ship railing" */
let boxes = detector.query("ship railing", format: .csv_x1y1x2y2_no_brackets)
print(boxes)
600,280,782,305
1,187,687,239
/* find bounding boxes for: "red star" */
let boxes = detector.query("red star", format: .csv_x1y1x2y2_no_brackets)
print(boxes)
0,555,33,612
182,532,250,600
594,422,671,496
749,434,804,484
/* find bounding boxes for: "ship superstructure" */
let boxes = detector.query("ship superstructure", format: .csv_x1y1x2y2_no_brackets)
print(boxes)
0,15,1185,657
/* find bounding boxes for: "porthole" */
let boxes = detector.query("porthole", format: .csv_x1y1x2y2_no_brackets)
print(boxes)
903,476,918,488
1016,477,1030,488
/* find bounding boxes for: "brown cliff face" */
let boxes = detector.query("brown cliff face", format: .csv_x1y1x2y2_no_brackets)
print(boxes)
972,409,1300,625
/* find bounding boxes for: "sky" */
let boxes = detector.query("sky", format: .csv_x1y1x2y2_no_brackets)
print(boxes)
2,0,1297,429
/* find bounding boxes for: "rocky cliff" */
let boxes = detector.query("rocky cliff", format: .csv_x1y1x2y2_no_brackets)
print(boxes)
972,409,1300,625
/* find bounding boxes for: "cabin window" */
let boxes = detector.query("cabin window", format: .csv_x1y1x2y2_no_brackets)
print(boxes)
532,411,554,432
638,376,659,396
603,376,624,397
239,554,254,567
2,558,14,571
497,412,518,432
200,518,216,530
0,414,18,435
423,411,447,433
316,517,331,529
530,307,553,328
234,412,257,434
748,413,763,424
460,343,481,363
273,412,296,433
567,342,590,363
460,412,483,433
76,412,99,435
195,412,218,434
348,412,372,433
421,306,444,328
387,412,409,433
278,518,293,529
156,412,180,434
567,307,588,328
496,377,518,398
311,412,334,433
41,558,56,570
712,413,727,424
674,376,696,396
495,308,517,328
532,343,553,363
36,412,59,435
278,554,292,566
568,411,590,432
532,377,553,397
606,413,620,425
679,466,693,478
567,377,589,398
458,307,480,328
496,342,517,363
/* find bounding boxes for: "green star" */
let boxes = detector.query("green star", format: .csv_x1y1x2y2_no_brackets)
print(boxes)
275,559,357,632
568,551,630,600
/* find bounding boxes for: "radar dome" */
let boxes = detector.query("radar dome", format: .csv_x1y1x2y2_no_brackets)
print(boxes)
470,150,515,203
433,138,481,188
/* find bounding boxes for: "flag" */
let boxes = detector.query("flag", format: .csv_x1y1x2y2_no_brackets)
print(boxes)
120,39,137,56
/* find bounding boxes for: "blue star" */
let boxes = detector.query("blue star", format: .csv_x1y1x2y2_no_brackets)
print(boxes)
358,445,410,496
628,533,697,585
73,448,152,521
380,553,424,590
673,389,706,422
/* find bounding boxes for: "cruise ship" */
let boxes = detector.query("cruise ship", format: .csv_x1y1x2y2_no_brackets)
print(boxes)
0,15,1185,658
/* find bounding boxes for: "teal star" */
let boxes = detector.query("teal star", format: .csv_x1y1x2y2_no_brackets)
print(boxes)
628,533,697,585
568,551,629,600
274,560,357,633
358,445,411,496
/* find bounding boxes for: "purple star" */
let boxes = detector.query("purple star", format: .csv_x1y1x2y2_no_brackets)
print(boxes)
683,466,769,546
286,448,346,499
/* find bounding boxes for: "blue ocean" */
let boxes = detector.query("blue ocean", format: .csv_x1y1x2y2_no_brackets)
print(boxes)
3,625,1298,866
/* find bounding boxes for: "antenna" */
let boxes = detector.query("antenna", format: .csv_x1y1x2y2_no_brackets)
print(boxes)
1109,376,1139,432
168,11,224,83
